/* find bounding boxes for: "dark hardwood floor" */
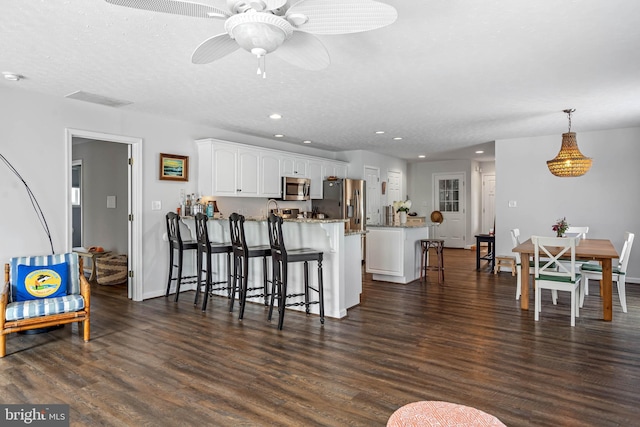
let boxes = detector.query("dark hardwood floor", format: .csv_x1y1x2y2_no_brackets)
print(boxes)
2,248,639,426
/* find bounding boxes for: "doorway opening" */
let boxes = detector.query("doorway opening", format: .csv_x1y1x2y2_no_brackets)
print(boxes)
65,128,143,301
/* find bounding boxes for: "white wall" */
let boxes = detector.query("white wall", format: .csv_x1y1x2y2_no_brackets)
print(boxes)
495,127,640,280
0,85,348,299
407,159,493,246
340,149,407,206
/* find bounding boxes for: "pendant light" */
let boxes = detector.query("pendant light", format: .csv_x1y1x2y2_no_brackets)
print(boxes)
547,109,592,177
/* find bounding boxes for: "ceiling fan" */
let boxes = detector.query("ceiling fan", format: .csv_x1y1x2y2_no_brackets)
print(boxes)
105,0,397,75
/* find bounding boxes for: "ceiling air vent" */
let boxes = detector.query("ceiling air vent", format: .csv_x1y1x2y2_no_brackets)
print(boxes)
65,91,133,108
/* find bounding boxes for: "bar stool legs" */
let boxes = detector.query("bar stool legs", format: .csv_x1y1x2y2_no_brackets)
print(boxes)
420,239,445,284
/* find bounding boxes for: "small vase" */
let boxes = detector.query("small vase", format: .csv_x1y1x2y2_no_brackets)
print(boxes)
399,211,407,224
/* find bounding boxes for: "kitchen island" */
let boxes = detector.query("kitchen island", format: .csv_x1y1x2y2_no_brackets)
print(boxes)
179,217,363,319
365,223,428,284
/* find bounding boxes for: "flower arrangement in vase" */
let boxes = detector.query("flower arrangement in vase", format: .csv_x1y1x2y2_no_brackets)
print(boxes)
393,200,412,224
552,217,569,237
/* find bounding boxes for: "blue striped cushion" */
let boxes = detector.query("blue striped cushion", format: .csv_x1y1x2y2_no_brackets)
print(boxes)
4,295,85,321
9,253,81,301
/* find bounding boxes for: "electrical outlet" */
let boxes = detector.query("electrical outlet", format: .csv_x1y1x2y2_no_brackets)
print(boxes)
508,200,517,208
152,201,162,210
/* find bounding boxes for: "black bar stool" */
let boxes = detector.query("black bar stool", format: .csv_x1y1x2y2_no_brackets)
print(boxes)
165,212,198,302
420,238,445,284
228,213,271,320
266,213,325,330
193,213,233,311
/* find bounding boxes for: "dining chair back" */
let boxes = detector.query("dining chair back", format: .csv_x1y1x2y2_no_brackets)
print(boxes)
511,228,556,300
565,226,589,240
580,232,634,313
532,235,581,326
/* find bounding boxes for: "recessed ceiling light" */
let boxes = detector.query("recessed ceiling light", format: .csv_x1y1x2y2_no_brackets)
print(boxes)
2,72,23,81
375,131,385,134
475,150,484,154
418,155,426,158
269,113,282,119
393,137,403,141
274,134,284,138
302,140,311,144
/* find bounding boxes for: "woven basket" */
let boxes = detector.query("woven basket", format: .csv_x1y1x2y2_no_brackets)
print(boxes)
96,254,128,285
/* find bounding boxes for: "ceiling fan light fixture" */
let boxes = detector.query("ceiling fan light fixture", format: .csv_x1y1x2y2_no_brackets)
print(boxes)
225,13,293,56
287,13,309,27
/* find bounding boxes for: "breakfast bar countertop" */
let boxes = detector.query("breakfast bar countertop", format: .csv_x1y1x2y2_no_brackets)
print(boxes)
181,216,348,224
367,223,428,229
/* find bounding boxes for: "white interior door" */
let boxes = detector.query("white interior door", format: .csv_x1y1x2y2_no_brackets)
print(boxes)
364,166,380,224
482,174,496,234
433,173,466,248
387,170,402,206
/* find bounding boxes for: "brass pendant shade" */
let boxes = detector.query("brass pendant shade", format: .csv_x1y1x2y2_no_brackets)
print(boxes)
547,110,592,177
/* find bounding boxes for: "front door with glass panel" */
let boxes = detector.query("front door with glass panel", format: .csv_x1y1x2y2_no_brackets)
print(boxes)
433,173,466,248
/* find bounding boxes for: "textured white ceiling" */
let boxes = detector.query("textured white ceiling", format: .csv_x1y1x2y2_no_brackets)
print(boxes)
2,0,640,162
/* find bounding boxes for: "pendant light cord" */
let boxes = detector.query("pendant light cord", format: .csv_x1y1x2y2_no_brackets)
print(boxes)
0,153,55,254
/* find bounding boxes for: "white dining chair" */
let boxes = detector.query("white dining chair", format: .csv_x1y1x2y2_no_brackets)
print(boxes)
579,232,634,313
533,235,581,327
565,226,589,240
511,228,557,302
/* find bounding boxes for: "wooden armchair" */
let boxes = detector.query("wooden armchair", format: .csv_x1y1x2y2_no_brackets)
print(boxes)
1,253,90,357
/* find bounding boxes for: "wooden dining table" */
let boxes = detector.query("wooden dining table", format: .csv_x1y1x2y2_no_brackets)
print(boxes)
512,238,619,321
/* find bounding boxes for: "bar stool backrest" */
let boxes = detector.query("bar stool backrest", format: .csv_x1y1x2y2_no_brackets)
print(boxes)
166,212,185,250
229,213,249,258
267,213,287,262
194,213,210,252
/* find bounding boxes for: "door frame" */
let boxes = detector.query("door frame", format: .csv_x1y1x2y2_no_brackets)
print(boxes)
364,165,381,225
482,173,496,235
65,128,143,301
433,172,467,248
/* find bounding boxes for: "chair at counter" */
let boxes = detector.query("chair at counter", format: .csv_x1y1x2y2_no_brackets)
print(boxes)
193,213,233,311
267,213,325,330
228,213,271,320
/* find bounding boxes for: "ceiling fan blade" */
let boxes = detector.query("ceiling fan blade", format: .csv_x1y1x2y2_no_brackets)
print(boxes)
273,32,330,70
286,0,397,34
104,0,229,19
192,34,240,64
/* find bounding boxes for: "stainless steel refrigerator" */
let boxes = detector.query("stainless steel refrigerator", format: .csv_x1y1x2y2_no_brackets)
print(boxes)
312,179,366,233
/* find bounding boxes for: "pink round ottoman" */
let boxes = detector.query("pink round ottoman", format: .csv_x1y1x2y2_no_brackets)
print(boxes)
387,401,506,427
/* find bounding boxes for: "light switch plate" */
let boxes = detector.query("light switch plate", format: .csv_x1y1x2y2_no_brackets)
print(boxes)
508,200,517,208
152,201,162,211
107,195,116,209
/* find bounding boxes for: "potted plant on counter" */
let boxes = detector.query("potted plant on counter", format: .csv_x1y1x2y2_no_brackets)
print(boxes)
393,200,412,224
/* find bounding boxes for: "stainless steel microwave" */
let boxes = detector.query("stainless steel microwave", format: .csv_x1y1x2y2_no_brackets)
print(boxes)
281,177,311,201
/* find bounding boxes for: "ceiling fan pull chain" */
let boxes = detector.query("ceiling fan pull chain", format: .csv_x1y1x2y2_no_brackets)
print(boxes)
256,55,262,76
262,56,267,79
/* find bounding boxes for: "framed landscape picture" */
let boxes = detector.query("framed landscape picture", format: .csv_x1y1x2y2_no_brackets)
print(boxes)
159,153,189,181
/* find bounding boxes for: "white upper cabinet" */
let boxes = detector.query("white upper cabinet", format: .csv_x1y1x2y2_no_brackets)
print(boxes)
308,160,323,199
211,142,237,196
197,138,349,198
260,152,281,198
323,162,348,180
281,156,308,177
237,148,259,196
